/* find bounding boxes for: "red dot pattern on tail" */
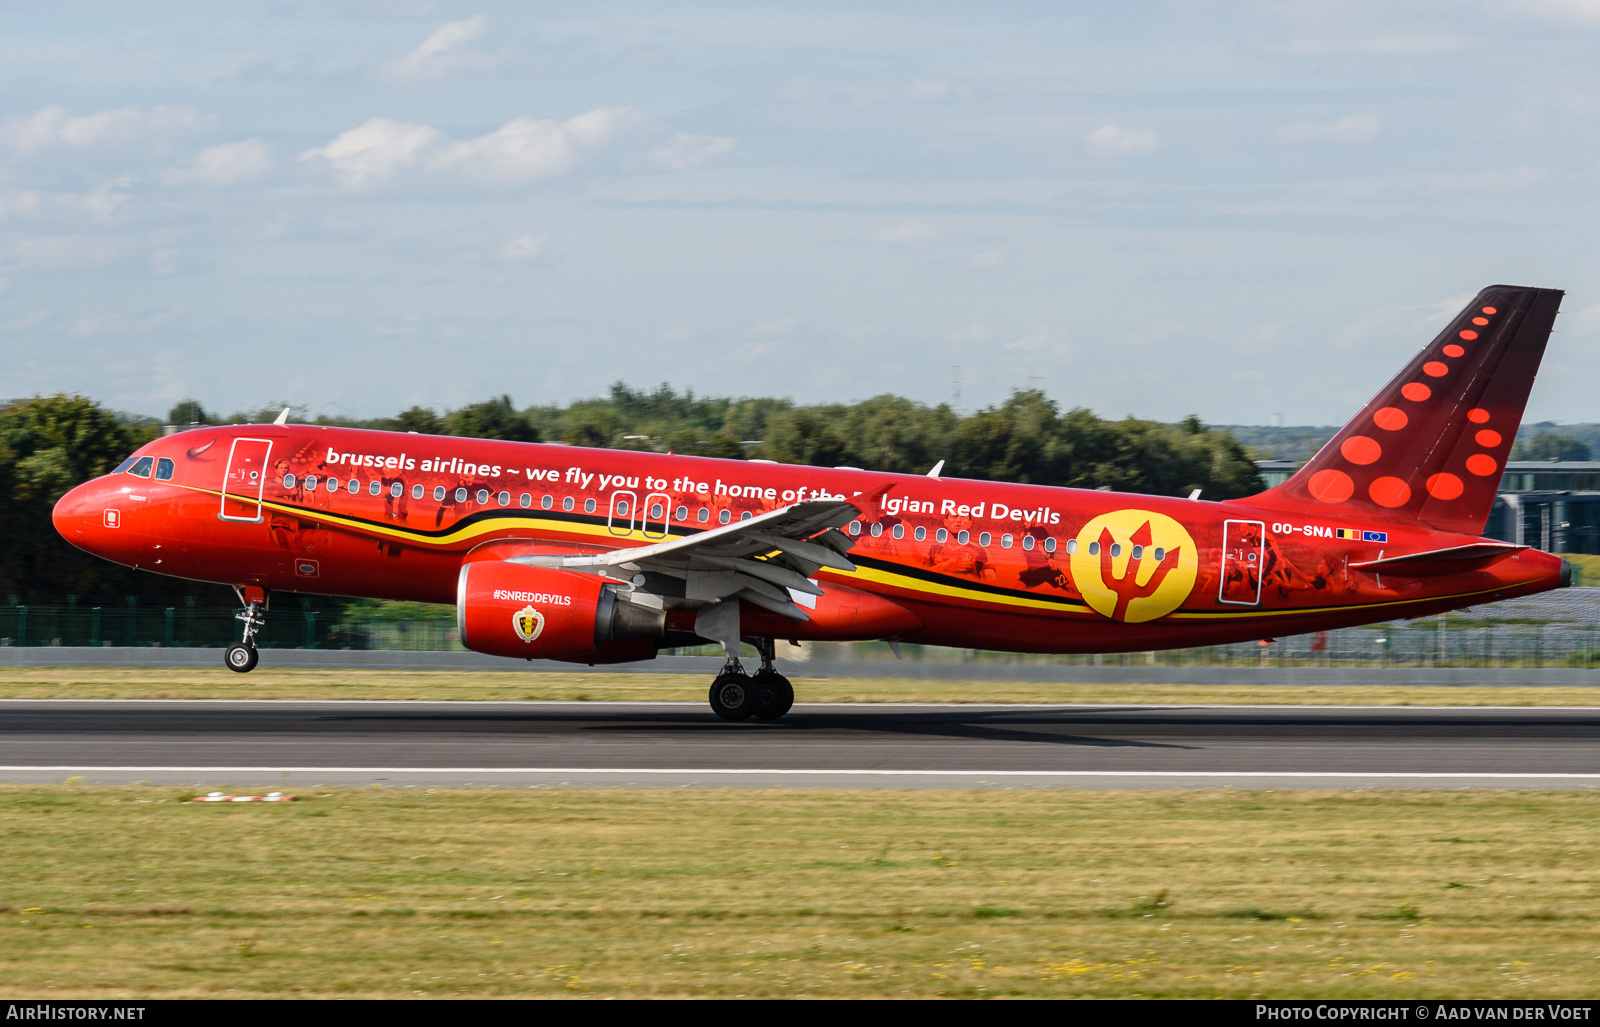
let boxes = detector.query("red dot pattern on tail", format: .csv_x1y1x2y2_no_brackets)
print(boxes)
1372,407,1407,431
1427,472,1464,500
1312,301,1508,511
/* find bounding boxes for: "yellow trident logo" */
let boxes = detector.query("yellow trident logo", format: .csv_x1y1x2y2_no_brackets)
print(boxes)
1069,509,1199,623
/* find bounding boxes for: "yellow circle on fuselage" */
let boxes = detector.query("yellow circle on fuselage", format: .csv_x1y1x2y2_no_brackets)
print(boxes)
1070,509,1199,623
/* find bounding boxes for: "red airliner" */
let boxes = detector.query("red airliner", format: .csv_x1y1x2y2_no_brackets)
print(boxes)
53,285,1569,719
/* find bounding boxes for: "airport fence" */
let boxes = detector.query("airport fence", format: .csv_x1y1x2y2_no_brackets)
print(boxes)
3,596,1599,668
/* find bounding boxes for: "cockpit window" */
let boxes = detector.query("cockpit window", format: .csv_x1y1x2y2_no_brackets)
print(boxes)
128,456,154,478
114,457,137,474
154,458,175,481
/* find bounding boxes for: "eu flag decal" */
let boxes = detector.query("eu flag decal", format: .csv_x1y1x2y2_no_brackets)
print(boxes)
1362,530,1388,543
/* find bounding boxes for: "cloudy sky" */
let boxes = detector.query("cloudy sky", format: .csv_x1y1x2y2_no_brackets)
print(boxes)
3,2,1600,426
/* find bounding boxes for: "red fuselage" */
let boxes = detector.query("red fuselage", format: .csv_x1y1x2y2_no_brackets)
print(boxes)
52,424,1565,653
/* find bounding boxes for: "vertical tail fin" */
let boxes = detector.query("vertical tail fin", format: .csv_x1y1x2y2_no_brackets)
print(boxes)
1248,285,1564,535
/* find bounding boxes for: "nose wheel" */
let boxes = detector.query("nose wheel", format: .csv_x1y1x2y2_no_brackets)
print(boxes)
707,640,794,721
225,585,267,674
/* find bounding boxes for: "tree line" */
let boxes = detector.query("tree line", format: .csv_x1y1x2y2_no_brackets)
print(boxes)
2,386,1263,600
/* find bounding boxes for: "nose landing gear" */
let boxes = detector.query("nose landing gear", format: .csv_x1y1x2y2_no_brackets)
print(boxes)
225,585,267,674
707,639,794,721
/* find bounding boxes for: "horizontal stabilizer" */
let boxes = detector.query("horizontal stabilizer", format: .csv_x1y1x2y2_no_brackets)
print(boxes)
1350,543,1525,577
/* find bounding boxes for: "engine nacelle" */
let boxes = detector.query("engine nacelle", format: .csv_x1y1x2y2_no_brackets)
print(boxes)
457,561,665,662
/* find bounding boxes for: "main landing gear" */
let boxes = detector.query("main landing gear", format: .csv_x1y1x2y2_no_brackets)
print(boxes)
225,585,266,674
707,638,794,722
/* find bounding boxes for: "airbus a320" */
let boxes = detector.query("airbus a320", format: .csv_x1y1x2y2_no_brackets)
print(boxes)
53,285,1571,719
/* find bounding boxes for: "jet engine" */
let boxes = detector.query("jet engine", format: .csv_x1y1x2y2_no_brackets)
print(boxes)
457,560,665,664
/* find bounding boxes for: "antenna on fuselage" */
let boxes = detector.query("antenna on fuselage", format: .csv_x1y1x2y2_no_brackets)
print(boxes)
272,407,290,426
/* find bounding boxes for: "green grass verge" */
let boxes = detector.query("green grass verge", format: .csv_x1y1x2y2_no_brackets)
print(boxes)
2,787,1597,998
1,667,1598,707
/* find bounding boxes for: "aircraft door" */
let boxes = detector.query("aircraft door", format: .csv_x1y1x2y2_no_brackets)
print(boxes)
608,490,638,536
642,492,672,538
220,437,273,523
1219,519,1265,605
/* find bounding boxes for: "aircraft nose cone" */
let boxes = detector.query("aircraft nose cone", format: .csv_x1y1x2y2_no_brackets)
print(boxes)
53,480,109,552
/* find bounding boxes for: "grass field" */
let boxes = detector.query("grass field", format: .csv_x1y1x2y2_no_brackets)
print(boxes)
1,666,1599,707
1,787,1597,998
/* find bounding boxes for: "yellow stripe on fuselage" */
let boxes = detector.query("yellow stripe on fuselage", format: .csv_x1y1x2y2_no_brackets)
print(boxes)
192,484,1520,625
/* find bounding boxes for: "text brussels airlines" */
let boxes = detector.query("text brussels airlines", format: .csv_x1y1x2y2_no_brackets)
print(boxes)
325,448,504,478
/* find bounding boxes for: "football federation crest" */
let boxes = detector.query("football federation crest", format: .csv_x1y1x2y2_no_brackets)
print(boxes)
1069,509,1199,623
512,604,545,643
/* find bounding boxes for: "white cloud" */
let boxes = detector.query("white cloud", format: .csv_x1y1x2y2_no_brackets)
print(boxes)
299,118,443,189
0,105,209,155
1423,166,1547,194
499,234,548,261
1506,1,1600,27
645,132,736,171
381,16,503,84
69,310,181,338
164,139,275,188
872,219,942,245
0,185,127,224
1279,114,1382,145
1572,302,1600,337
7,234,128,270
904,79,950,101
1262,35,1467,55
301,109,635,189
1084,124,1161,158
2,308,51,332
965,247,1009,269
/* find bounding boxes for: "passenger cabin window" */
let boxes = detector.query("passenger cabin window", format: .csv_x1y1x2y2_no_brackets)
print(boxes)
413,484,424,499
391,482,403,498
520,494,532,508
870,523,883,537
675,505,687,521
434,486,446,501
1045,537,1058,553
740,511,752,522
584,498,597,513
957,530,970,544
650,503,664,519
892,524,904,539
1000,534,1013,549
979,532,991,546
698,508,709,523
541,495,553,509
1022,535,1035,551
849,521,861,536
563,497,575,511
128,456,154,478
936,528,947,543
347,479,359,493
498,491,510,506
283,474,296,489
326,478,339,493
304,475,318,490
719,509,731,525
155,458,175,481
476,489,490,504
369,481,382,496
914,526,926,541
455,488,468,503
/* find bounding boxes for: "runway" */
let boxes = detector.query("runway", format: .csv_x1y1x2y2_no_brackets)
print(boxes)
2,699,1598,789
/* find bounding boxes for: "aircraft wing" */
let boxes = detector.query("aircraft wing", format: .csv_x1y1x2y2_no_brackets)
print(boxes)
511,493,879,621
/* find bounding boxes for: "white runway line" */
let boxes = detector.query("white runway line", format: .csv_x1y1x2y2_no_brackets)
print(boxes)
4,766,1600,780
